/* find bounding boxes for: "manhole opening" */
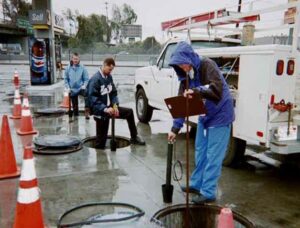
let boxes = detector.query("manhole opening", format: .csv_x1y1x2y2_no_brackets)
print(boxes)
34,108,66,117
152,204,255,228
33,135,82,155
83,136,131,149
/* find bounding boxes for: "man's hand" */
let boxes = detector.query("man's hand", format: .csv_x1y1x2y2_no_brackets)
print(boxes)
184,89,194,99
114,108,119,117
168,132,176,142
105,107,115,116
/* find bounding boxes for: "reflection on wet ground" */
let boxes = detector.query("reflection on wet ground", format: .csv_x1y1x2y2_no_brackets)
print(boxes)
0,68,300,228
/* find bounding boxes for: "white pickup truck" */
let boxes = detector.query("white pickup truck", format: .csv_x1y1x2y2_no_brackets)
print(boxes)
134,37,300,167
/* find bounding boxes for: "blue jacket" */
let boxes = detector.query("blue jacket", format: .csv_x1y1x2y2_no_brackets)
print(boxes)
64,63,89,96
169,41,235,131
86,70,119,116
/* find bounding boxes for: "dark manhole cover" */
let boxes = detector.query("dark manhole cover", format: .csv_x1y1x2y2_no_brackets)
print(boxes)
34,108,66,116
33,135,82,155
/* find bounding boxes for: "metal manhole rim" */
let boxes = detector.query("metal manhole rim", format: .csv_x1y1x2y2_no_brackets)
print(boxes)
82,135,131,150
151,203,256,228
33,135,83,155
32,143,83,155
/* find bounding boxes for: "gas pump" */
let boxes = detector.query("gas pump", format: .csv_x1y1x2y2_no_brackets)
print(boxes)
29,37,52,85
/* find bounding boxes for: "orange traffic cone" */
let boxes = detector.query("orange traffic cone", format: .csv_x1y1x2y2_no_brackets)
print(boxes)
19,134,34,148
0,115,21,180
10,88,22,119
17,94,37,136
218,208,234,228
13,70,20,88
13,146,45,228
60,90,71,108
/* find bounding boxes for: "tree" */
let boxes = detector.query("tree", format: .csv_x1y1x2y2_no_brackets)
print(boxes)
17,0,32,17
122,4,137,25
63,8,78,22
68,13,111,50
111,3,137,43
142,37,161,54
2,0,32,23
75,15,96,49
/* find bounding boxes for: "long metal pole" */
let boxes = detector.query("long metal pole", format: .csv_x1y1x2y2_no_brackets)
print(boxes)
236,0,242,28
185,73,190,228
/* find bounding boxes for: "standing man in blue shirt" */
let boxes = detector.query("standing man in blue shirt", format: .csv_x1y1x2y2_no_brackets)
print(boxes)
168,42,235,204
64,52,90,119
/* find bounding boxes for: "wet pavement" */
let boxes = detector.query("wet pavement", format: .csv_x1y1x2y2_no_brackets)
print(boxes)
0,65,300,228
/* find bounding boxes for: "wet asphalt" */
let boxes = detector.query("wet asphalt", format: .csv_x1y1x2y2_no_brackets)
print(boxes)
0,65,300,228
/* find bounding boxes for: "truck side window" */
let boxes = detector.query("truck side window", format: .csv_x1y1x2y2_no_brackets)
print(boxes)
162,43,176,68
157,43,176,69
158,55,164,69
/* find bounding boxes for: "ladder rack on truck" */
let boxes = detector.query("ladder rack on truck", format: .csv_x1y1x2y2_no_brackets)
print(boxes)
162,1,300,53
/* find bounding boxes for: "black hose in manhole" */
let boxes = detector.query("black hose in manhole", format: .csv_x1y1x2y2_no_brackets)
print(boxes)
82,136,131,150
34,108,66,117
33,135,82,155
57,202,145,227
151,204,256,228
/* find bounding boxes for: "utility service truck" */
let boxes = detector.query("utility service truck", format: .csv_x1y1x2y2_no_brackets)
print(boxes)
134,1,300,167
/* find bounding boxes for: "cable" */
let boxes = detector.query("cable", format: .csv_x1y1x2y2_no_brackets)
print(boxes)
57,202,145,228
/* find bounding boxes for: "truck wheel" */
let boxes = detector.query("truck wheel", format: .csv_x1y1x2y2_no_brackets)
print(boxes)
223,136,246,167
136,89,153,123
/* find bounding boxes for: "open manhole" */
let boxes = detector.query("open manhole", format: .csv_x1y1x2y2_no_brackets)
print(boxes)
152,204,255,228
33,135,82,155
83,136,131,149
34,108,66,116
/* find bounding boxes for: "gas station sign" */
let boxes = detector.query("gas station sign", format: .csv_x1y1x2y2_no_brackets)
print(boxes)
29,10,51,28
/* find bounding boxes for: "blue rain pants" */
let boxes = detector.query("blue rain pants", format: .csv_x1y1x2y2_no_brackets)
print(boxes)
190,119,231,199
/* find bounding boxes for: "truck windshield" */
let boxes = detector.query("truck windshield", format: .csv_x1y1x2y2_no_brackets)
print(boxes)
191,41,238,49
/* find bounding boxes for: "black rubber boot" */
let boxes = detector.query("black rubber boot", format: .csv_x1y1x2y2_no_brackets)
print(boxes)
130,136,146,145
192,194,216,204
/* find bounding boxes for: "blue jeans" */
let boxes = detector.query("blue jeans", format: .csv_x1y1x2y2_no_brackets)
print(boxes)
190,120,231,199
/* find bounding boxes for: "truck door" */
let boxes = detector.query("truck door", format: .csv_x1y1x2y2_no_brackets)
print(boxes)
150,43,177,110
234,54,271,143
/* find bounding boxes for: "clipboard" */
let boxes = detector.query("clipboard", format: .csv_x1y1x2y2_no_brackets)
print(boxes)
164,93,206,118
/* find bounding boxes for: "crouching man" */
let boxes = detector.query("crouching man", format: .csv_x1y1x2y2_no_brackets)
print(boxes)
87,58,145,149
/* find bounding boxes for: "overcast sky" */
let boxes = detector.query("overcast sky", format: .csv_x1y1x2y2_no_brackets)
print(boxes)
52,0,288,41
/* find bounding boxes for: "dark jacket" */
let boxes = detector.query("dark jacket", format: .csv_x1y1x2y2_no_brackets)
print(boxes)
86,70,119,116
169,41,235,133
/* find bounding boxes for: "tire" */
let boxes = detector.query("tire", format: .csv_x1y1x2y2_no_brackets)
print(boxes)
223,135,246,167
136,88,153,123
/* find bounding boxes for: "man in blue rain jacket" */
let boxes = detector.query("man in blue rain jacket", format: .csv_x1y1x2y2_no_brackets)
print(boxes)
167,42,235,204
87,58,145,149
64,52,90,119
